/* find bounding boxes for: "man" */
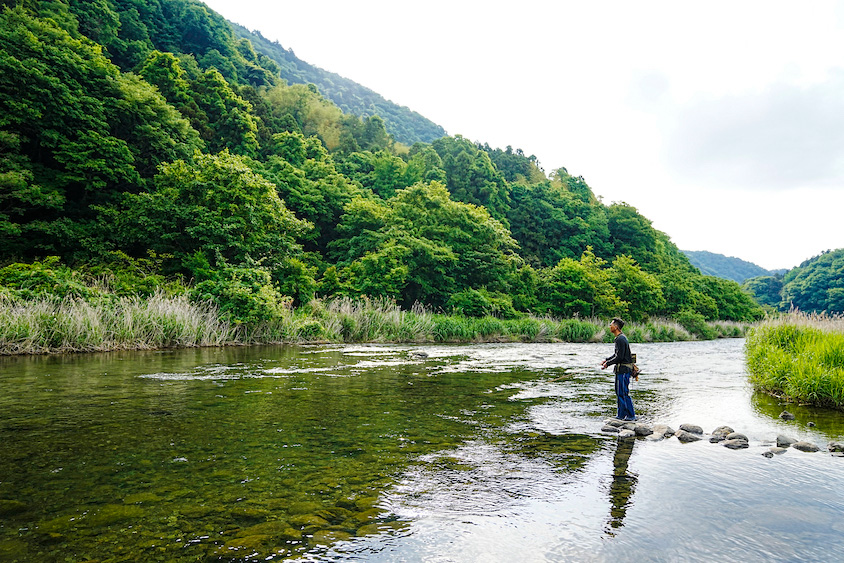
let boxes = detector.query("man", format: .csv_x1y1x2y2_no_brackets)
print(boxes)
601,318,637,421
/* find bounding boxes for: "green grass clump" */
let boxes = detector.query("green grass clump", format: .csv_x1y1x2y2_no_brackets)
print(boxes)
746,313,844,409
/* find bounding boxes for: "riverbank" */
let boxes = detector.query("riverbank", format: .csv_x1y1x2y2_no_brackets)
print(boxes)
0,293,750,356
746,312,844,410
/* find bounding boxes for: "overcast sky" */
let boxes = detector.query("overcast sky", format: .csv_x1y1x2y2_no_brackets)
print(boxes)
202,0,844,271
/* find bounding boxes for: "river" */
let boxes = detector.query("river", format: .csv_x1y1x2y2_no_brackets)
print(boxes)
1,339,842,562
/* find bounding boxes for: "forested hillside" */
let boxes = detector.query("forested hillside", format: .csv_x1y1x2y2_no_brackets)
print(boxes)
683,250,772,283
0,0,763,327
229,23,447,146
743,249,844,314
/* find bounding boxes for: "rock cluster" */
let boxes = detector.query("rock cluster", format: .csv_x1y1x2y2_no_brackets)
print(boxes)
601,419,841,458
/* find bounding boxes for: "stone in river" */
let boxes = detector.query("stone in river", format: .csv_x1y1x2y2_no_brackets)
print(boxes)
779,411,796,420
722,438,749,450
709,426,734,443
634,423,653,437
675,429,702,443
604,418,626,428
768,447,788,455
617,429,636,439
725,432,748,442
828,441,844,453
792,441,820,453
652,424,675,437
679,424,703,434
762,451,774,458
601,424,620,433
776,435,797,448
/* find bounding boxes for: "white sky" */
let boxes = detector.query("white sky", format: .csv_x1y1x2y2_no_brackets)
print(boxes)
202,0,844,271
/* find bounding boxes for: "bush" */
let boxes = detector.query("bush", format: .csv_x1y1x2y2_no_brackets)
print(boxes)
191,265,291,324
675,310,716,339
0,257,97,299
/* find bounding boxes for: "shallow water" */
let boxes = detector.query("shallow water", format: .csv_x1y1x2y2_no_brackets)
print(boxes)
0,339,842,562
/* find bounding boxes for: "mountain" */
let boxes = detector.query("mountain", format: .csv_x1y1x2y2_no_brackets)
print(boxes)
683,250,773,283
228,23,447,146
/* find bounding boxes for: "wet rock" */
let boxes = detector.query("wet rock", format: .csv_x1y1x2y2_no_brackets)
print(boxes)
288,501,323,515
316,507,353,524
634,423,653,437
832,452,844,458
679,424,703,435
0,500,26,517
828,441,844,453
357,521,408,537
604,418,626,428
709,426,734,443
807,421,815,427
652,424,675,438
621,422,637,431
725,432,748,442
779,411,796,420
768,447,788,455
311,529,353,545
722,438,749,450
792,441,820,453
601,424,620,433
123,492,162,505
777,435,797,448
86,504,145,527
762,451,774,458
675,429,702,443
289,514,330,529
214,535,276,559
236,521,298,541
617,429,636,439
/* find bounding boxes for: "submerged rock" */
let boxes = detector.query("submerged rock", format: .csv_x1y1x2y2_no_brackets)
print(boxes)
768,447,788,455
779,411,796,421
762,451,774,458
828,441,844,453
675,429,702,443
792,441,820,453
0,500,26,516
679,424,703,435
776,435,797,448
722,438,749,450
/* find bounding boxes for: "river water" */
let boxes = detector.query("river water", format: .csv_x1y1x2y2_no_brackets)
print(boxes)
1,339,843,562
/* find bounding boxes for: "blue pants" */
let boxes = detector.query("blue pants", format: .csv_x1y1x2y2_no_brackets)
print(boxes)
614,372,636,420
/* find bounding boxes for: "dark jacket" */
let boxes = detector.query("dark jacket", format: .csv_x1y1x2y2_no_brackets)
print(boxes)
605,333,633,374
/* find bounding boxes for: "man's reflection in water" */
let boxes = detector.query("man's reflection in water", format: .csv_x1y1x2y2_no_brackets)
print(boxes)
606,437,637,535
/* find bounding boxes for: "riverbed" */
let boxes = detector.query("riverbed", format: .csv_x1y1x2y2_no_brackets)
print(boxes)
1,339,842,562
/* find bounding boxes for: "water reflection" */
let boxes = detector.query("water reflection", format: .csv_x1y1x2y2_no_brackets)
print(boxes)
605,437,637,535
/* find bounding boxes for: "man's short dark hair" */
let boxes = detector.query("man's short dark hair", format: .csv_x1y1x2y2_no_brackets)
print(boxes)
611,318,625,329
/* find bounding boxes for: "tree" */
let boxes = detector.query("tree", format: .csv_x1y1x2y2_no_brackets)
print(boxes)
609,255,665,321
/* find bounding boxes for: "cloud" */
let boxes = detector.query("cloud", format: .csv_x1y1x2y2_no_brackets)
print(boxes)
665,73,844,190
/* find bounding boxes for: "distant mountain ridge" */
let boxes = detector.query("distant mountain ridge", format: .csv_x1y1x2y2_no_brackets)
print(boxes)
682,250,775,283
229,23,447,146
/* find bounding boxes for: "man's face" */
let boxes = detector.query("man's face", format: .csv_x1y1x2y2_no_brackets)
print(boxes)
609,322,620,335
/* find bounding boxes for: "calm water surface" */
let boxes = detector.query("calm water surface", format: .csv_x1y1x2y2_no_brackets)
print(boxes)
1,339,843,562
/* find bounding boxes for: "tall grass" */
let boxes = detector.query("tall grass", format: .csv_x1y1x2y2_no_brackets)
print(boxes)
0,292,233,355
745,312,844,409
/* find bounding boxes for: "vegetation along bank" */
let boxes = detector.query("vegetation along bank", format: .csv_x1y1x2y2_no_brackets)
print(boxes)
746,313,844,410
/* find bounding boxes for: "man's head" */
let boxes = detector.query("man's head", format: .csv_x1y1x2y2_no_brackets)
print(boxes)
610,318,624,335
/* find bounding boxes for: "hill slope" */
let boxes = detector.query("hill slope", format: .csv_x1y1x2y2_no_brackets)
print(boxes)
229,24,447,146
683,250,772,283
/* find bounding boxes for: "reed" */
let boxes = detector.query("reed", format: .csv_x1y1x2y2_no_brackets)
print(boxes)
0,292,233,355
745,312,844,409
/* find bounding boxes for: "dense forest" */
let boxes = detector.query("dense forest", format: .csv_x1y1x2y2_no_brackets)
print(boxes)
743,248,844,314
0,0,763,329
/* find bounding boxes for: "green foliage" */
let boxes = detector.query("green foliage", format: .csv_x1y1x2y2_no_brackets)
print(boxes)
742,275,784,309
674,310,716,340
608,255,664,321
781,249,844,313
191,262,291,325
98,150,310,270
446,288,519,319
746,319,844,408
538,249,623,319
0,256,95,299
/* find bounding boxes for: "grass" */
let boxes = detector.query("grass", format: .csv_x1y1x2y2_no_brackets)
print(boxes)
745,311,844,409
0,292,752,355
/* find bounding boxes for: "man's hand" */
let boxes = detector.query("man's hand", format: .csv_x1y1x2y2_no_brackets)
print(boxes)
600,360,607,370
